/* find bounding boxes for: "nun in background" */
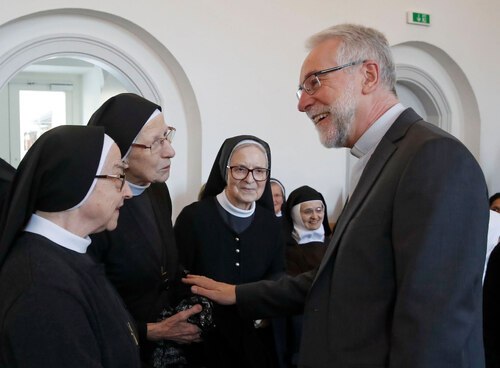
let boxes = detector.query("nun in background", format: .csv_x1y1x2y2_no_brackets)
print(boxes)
174,135,284,368
270,178,286,217
0,125,139,367
282,185,332,367
483,195,500,368
88,93,205,368
284,185,331,276
268,177,289,368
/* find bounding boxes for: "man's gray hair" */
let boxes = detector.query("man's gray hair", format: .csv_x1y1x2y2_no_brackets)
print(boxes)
306,24,396,93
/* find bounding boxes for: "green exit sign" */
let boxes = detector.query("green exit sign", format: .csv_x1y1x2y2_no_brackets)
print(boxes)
407,11,431,26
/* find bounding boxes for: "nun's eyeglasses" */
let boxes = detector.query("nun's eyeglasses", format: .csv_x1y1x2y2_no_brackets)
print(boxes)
300,206,324,216
227,166,270,182
95,174,126,191
296,60,365,99
131,126,176,153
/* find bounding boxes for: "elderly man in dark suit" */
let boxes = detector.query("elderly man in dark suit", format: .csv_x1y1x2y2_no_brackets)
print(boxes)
184,24,489,368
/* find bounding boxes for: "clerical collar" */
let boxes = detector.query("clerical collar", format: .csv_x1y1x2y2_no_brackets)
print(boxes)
350,103,406,159
24,214,91,253
216,190,255,218
128,181,151,196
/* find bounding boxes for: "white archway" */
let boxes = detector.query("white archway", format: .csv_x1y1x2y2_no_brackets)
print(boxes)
392,41,481,159
0,9,202,216
345,41,481,196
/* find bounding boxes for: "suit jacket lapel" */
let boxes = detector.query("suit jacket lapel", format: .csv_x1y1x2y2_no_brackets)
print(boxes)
313,108,423,282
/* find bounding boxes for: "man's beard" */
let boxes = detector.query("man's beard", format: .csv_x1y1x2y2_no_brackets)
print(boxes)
311,81,356,148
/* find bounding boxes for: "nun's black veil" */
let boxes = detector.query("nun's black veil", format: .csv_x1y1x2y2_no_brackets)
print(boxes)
0,125,106,267
0,158,15,184
88,93,161,158
0,158,15,214
285,185,332,237
201,135,274,212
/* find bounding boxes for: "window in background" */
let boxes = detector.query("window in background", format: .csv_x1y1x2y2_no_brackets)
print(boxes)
2,56,131,167
19,90,67,158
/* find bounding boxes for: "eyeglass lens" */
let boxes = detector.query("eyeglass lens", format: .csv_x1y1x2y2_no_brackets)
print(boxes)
95,174,126,191
150,127,176,152
229,166,269,181
296,60,363,99
302,207,324,215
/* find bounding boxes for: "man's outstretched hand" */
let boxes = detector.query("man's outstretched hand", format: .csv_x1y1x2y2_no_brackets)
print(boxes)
182,274,236,305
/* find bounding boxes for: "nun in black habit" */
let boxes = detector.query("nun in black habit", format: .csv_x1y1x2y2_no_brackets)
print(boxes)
283,185,332,276
282,185,331,367
174,135,284,368
88,93,206,368
0,125,140,367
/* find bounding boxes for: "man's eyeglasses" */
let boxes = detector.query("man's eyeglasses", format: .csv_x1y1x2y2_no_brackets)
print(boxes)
131,126,176,154
296,60,365,99
227,166,270,182
95,174,126,191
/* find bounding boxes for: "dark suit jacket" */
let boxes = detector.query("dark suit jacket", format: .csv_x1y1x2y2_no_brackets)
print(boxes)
237,109,489,368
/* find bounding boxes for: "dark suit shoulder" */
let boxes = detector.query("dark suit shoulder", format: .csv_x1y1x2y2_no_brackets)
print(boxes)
386,108,459,145
403,121,480,167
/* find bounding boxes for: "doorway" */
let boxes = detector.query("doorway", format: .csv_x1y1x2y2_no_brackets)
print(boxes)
0,9,202,216
344,41,481,198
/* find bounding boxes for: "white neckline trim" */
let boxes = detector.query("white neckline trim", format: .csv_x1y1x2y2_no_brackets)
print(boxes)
128,181,151,196
24,214,91,253
216,190,255,218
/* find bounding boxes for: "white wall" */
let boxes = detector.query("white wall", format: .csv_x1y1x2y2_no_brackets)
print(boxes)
0,0,498,220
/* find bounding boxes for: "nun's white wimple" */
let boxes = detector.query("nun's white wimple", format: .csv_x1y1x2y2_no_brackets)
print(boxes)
291,201,325,244
69,133,114,210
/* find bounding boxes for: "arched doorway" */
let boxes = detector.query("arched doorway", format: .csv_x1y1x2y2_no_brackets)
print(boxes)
0,9,202,215
345,41,481,196
392,41,480,158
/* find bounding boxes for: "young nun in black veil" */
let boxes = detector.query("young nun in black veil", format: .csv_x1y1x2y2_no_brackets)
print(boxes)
0,125,139,367
175,135,284,368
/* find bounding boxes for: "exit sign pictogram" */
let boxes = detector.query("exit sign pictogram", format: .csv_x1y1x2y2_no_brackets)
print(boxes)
407,12,431,26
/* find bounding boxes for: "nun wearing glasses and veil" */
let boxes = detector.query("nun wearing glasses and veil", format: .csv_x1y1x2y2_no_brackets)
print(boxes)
87,94,208,368
174,135,284,368
0,125,139,367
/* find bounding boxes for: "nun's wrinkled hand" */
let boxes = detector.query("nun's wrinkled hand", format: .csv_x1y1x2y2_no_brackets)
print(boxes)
147,304,203,344
182,274,236,305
